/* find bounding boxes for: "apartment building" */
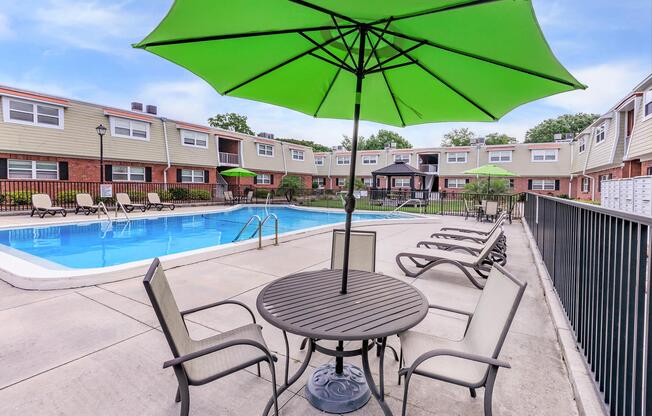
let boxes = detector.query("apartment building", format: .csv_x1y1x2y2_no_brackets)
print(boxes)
570,74,652,200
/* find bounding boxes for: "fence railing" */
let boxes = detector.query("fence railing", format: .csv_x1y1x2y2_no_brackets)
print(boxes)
0,180,219,211
524,193,651,416
218,152,240,165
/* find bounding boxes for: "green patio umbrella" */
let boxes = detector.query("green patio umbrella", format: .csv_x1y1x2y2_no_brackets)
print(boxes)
464,163,517,191
219,167,257,192
134,1,584,295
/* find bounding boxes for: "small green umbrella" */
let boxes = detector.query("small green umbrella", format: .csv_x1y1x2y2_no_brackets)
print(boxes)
220,167,256,191
464,163,517,191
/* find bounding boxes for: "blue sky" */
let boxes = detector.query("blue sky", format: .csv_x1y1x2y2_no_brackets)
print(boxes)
0,0,650,147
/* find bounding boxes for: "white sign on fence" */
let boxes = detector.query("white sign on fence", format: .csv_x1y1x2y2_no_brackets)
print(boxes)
100,184,113,198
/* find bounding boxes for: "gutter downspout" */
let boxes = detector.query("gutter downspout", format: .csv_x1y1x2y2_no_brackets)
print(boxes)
327,152,332,189
582,127,596,201
569,142,574,197
280,142,288,183
161,118,171,185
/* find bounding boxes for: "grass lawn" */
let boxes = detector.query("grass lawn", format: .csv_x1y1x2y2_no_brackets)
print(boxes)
295,198,467,215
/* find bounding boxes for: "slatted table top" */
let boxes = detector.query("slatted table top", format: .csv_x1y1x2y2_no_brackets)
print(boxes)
256,269,428,341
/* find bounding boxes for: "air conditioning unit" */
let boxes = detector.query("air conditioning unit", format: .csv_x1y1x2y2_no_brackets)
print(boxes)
131,102,143,112
332,145,344,151
145,105,157,115
257,132,275,139
470,137,485,145
554,133,574,142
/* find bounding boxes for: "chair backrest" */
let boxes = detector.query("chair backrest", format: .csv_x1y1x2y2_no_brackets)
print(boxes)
486,213,506,235
475,229,503,265
76,193,94,207
116,193,131,206
463,264,526,361
246,190,253,201
330,229,376,272
32,193,52,209
143,258,191,358
224,191,233,201
481,199,487,209
148,192,161,204
485,201,499,216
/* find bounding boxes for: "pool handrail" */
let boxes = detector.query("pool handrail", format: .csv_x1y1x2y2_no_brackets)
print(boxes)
96,201,112,223
255,213,279,246
233,214,262,245
115,201,131,222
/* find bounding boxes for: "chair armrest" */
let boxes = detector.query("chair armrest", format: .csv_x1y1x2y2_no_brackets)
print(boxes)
440,227,488,235
181,300,256,324
417,240,481,253
399,348,511,377
429,232,485,244
428,303,473,319
163,338,272,368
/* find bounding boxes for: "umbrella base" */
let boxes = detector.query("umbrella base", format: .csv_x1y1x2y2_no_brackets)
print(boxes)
305,363,371,413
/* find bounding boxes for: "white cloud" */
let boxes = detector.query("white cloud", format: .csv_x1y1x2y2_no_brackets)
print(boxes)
544,59,648,114
0,13,13,39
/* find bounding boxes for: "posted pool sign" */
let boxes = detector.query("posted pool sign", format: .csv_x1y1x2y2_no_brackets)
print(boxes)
100,184,113,198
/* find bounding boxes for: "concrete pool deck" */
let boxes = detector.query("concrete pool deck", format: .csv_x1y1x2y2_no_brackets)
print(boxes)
0,215,581,415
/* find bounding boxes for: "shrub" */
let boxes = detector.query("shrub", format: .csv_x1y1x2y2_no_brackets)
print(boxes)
168,187,191,201
189,189,211,200
4,191,33,206
156,190,173,201
255,188,271,199
56,190,81,204
126,191,147,202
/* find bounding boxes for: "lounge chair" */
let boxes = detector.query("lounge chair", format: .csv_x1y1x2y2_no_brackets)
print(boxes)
147,192,175,211
398,264,526,416
395,229,504,288
30,194,66,218
416,235,507,267
143,258,279,416
431,214,506,244
116,193,146,213
75,193,99,215
441,212,506,235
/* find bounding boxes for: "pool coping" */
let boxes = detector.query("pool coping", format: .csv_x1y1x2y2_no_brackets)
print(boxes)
0,204,434,290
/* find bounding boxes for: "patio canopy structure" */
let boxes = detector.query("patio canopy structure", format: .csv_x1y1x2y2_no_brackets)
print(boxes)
372,161,427,192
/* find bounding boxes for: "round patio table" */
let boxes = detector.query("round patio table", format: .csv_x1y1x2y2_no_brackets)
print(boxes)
256,269,428,415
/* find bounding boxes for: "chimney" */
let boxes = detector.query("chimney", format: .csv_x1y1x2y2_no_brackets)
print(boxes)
145,105,158,115
131,102,143,112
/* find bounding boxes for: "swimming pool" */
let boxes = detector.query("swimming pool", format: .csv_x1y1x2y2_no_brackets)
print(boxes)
0,206,409,269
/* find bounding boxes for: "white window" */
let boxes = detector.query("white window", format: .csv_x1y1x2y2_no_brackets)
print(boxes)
256,174,271,184
582,177,590,193
447,178,467,189
256,143,274,157
181,169,205,183
531,180,555,191
291,149,304,161
394,178,411,187
363,178,373,187
578,138,586,153
362,155,378,165
446,152,467,163
112,166,145,182
644,89,652,120
315,157,325,166
393,154,410,163
110,117,149,140
314,177,325,187
181,130,208,148
531,149,558,162
488,150,512,163
336,156,351,165
2,97,64,129
336,178,346,186
595,123,606,144
7,160,58,180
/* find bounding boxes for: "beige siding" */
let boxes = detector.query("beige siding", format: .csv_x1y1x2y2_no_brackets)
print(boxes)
626,97,652,160
241,137,285,172
165,122,218,167
438,148,478,175
314,153,331,176
571,133,589,174
586,115,617,171
284,145,317,175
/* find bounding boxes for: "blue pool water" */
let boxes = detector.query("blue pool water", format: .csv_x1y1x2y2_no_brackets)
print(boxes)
0,207,408,269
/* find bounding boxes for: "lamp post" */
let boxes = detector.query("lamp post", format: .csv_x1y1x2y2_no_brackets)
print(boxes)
96,124,107,183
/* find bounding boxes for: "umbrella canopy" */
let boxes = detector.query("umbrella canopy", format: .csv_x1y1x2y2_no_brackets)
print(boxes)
219,167,257,177
464,164,517,177
135,0,584,294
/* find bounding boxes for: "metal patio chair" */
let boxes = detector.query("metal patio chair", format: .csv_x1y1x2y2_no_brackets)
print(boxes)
75,193,99,215
223,190,235,205
143,258,279,416
398,264,527,416
30,193,66,218
484,201,499,222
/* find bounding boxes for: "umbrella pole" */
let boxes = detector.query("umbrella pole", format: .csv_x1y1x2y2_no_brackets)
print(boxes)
341,27,366,296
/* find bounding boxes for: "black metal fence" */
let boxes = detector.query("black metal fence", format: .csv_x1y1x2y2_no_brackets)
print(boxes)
524,193,651,416
0,180,219,211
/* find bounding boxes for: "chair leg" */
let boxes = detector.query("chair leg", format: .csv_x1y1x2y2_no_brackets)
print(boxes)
267,360,279,416
484,367,498,416
175,387,181,403
173,367,190,416
256,362,261,377
401,372,412,416
398,349,404,385
469,388,476,398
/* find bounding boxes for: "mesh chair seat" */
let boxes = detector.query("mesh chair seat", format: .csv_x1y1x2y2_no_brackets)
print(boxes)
399,331,488,386
184,323,269,384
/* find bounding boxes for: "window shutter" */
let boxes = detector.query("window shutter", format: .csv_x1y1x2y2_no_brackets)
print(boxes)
204,170,209,183
392,178,395,187
270,174,274,185
105,165,113,182
176,168,182,183
58,161,69,180
527,179,532,190
444,179,448,188
465,178,470,184
0,158,7,179
253,175,258,184
554,180,560,191
145,167,152,182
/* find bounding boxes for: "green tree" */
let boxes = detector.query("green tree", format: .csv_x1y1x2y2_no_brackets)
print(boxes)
441,128,475,147
341,129,411,151
344,178,366,190
525,113,599,143
464,179,509,195
278,175,304,202
278,138,331,152
484,133,517,145
207,112,255,135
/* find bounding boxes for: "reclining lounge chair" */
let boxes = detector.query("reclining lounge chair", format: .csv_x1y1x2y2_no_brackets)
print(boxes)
75,193,99,215
147,192,175,211
30,194,66,218
116,193,147,213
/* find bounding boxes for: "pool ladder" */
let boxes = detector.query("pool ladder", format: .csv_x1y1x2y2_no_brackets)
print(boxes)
232,213,279,249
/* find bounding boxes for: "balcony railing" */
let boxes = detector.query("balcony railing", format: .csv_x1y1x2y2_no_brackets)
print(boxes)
419,164,438,173
219,152,240,165
524,193,651,416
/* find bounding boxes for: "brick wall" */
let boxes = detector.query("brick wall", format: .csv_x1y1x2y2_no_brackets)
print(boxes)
574,167,623,201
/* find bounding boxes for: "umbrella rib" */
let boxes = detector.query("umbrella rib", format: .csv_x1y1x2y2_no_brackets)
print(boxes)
223,27,357,95
313,67,342,117
368,0,501,26
381,28,583,89
363,19,392,70
364,41,425,74
308,52,354,73
134,25,351,48
288,0,360,25
331,15,357,70
369,27,497,121
368,34,405,127
365,61,414,75
299,32,356,73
